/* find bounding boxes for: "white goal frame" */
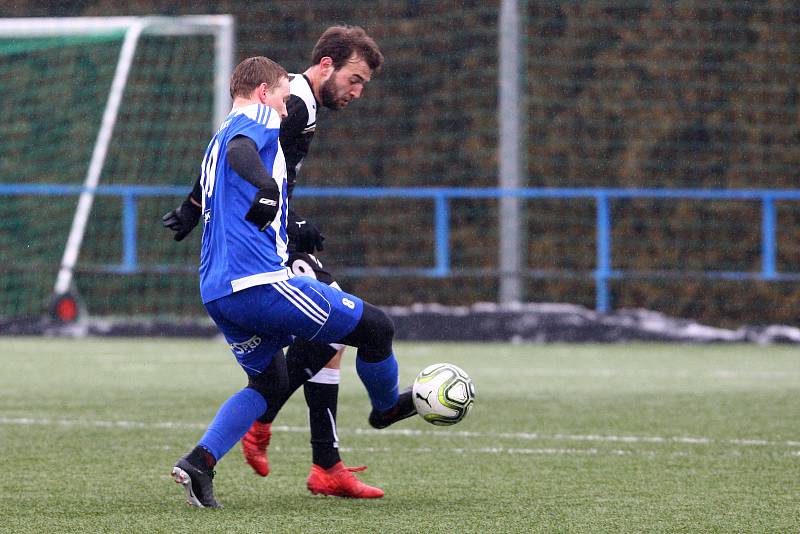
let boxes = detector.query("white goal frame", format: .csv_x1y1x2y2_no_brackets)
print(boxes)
0,15,234,297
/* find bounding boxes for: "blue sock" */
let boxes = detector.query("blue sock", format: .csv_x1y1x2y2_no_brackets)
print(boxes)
356,353,399,411
198,388,267,461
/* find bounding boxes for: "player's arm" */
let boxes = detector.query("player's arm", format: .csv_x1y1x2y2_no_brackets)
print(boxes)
279,95,324,252
280,94,309,139
280,94,312,201
227,135,281,231
161,176,202,242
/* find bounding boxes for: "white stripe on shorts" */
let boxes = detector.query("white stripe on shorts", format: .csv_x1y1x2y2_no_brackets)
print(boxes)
276,280,330,322
273,282,326,325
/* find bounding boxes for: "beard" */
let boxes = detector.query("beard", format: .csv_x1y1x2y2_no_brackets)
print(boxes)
320,76,345,110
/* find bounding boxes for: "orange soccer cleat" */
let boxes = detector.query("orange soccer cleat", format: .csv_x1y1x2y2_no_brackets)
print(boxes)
241,421,272,477
306,461,385,498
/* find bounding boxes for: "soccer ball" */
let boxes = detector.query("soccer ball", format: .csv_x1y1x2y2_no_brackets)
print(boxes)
412,363,476,426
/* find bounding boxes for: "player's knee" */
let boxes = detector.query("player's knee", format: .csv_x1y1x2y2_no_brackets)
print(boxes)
356,303,395,360
373,307,395,348
324,349,345,369
246,353,289,406
247,374,288,407
339,302,395,360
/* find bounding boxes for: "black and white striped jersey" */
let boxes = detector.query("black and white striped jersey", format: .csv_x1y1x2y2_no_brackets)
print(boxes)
281,73,318,199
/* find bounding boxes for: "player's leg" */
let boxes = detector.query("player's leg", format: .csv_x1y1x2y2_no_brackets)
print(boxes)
303,345,395,499
336,301,416,428
173,358,284,507
242,253,346,476
273,275,403,416
302,348,378,497
227,279,412,460
171,291,289,508
235,277,406,497
303,349,344,469
289,254,349,470
240,349,291,476
275,276,414,424
242,254,383,495
241,338,339,476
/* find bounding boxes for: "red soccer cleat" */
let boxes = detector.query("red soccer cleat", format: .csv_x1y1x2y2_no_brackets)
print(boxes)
306,461,385,498
241,421,272,477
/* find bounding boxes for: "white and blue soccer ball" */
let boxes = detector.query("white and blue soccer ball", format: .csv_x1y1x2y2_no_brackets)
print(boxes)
412,363,476,426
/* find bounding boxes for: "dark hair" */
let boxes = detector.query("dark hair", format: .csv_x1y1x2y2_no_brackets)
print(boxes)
311,25,384,73
230,56,288,99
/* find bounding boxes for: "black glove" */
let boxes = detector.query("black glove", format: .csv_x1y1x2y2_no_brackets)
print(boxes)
161,196,201,242
287,208,325,253
245,186,280,231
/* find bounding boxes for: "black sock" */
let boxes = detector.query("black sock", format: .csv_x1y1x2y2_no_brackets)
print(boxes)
305,379,341,469
186,445,216,472
259,341,338,424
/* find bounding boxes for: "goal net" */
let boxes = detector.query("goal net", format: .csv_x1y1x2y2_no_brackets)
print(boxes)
0,16,233,322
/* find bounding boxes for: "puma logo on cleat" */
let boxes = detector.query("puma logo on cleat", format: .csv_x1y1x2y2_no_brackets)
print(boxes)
416,391,432,408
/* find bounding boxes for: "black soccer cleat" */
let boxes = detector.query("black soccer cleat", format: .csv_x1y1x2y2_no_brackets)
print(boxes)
368,385,417,429
171,456,222,509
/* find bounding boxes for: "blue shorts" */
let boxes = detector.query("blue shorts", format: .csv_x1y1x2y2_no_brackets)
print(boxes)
204,276,364,375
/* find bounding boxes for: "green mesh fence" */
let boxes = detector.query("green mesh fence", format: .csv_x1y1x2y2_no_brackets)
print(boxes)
524,1,800,325
1,2,800,327
0,30,215,319
2,36,116,318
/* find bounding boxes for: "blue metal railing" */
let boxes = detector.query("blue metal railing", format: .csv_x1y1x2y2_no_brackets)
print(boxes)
2,183,799,312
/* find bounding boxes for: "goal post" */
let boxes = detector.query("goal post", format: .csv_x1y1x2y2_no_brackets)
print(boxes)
0,16,234,123
0,16,234,321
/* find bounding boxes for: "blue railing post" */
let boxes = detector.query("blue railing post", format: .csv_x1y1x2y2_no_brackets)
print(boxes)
761,194,777,280
434,193,450,277
122,192,138,273
595,193,612,313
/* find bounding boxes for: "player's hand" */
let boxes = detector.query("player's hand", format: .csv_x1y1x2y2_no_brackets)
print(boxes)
161,196,201,242
287,209,325,253
245,186,280,231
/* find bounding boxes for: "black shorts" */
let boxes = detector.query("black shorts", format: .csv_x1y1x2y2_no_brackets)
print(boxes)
287,252,337,286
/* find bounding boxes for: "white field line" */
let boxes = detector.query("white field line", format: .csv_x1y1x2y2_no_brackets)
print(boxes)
2,416,799,451
172,444,797,459
335,446,612,457
522,368,800,380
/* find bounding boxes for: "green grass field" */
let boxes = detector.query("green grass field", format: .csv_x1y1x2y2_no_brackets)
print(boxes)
1,338,798,533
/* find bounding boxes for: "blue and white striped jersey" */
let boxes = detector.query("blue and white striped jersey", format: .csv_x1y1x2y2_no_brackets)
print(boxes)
199,104,290,303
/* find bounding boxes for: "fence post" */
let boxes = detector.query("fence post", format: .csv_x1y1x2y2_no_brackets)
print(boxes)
595,193,611,313
122,192,138,273
434,194,450,277
498,0,524,303
761,194,777,280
